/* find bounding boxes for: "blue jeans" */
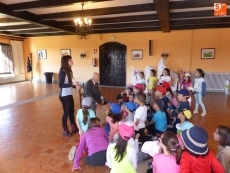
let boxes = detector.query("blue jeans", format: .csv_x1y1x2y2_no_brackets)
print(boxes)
194,92,206,112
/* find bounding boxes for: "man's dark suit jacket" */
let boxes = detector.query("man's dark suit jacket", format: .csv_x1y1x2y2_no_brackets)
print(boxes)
83,79,102,104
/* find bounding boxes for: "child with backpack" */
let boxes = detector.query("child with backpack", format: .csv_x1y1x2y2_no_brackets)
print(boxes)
193,68,207,116
180,126,225,173
213,125,230,173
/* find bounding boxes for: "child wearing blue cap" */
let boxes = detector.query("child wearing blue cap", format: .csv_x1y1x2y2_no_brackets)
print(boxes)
105,103,122,142
124,102,136,121
171,89,190,134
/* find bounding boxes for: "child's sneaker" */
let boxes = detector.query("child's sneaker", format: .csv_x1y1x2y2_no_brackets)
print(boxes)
193,110,198,114
201,112,207,116
68,146,76,161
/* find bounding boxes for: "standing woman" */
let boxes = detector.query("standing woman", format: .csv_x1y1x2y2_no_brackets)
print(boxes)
59,55,78,136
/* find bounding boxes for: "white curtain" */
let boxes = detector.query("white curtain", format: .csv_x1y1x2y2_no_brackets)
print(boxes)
10,40,25,75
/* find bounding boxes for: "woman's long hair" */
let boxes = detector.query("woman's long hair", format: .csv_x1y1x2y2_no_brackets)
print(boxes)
59,55,73,83
114,135,128,162
161,131,182,164
82,107,89,125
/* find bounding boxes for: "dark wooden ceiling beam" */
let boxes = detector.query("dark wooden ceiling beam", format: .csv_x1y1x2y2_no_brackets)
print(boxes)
63,21,160,31
39,3,155,19
171,17,230,26
22,27,161,37
59,14,158,26
170,0,230,9
0,2,76,34
171,9,230,19
8,0,113,11
171,23,230,30
153,0,170,32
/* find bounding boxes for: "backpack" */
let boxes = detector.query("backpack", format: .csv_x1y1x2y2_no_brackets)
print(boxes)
201,81,206,96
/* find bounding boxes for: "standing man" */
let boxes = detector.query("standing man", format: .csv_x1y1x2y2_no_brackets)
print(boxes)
83,72,106,112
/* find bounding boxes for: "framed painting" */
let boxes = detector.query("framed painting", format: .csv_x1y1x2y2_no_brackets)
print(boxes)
131,49,143,60
37,50,47,59
201,48,215,59
60,49,71,57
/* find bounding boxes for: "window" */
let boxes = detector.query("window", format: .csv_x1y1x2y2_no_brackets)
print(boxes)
0,44,13,74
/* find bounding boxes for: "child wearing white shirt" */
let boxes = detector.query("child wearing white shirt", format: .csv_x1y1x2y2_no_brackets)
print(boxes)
134,93,147,144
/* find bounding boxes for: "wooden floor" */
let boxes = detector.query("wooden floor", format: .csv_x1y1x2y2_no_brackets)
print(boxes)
0,81,229,173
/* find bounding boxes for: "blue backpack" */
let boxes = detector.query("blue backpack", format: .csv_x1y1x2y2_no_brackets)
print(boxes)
201,82,206,96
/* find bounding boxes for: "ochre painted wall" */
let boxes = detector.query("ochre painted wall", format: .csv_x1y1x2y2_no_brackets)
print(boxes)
23,28,230,84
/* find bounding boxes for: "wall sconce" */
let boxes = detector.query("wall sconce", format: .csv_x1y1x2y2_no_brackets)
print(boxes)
80,52,86,59
161,51,169,59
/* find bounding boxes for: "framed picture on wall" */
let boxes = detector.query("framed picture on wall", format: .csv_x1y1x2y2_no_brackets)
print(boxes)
37,49,47,59
131,49,143,60
60,49,71,57
201,48,215,59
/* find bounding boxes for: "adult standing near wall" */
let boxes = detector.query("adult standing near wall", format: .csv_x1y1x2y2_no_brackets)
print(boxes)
59,55,79,137
83,72,106,112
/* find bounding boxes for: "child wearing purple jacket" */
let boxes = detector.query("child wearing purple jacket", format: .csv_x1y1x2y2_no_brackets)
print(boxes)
72,117,109,171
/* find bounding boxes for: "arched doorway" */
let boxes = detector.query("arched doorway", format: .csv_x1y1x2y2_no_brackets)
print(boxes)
99,42,126,87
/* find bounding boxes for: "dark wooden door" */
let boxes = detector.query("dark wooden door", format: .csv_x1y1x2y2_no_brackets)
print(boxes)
99,42,126,87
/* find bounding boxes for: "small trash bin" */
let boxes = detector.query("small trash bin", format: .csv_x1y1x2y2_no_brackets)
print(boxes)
44,72,54,83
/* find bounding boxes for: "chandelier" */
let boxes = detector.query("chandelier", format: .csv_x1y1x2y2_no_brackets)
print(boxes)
74,3,92,39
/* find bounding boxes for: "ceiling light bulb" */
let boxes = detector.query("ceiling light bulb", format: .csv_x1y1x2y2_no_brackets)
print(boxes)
88,19,92,25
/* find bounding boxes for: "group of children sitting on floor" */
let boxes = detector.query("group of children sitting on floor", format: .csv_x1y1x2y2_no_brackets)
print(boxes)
68,68,229,173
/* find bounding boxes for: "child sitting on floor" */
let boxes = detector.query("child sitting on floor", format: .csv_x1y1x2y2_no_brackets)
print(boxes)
154,86,171,123
116,84,133,104
105,103,122,142
106,103,122,142
106,120,137,173
134,93,147,144
171,89,190,134
213,125,230,173
176,109,194,135
72,117,109,171
162,81,178,108
76,97,96,137
146,100,167,137
147,131,182,173
123,102,136,122
180,126,225,173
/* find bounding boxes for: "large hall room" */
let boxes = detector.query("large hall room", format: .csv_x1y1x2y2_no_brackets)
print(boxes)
0,0,230,173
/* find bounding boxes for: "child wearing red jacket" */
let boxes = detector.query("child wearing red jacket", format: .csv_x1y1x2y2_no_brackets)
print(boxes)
180,126,224,173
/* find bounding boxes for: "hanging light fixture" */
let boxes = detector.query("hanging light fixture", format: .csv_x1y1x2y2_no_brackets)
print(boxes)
74,3,92,39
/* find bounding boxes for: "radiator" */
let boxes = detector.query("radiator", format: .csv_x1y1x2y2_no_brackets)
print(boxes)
190,72,230,92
